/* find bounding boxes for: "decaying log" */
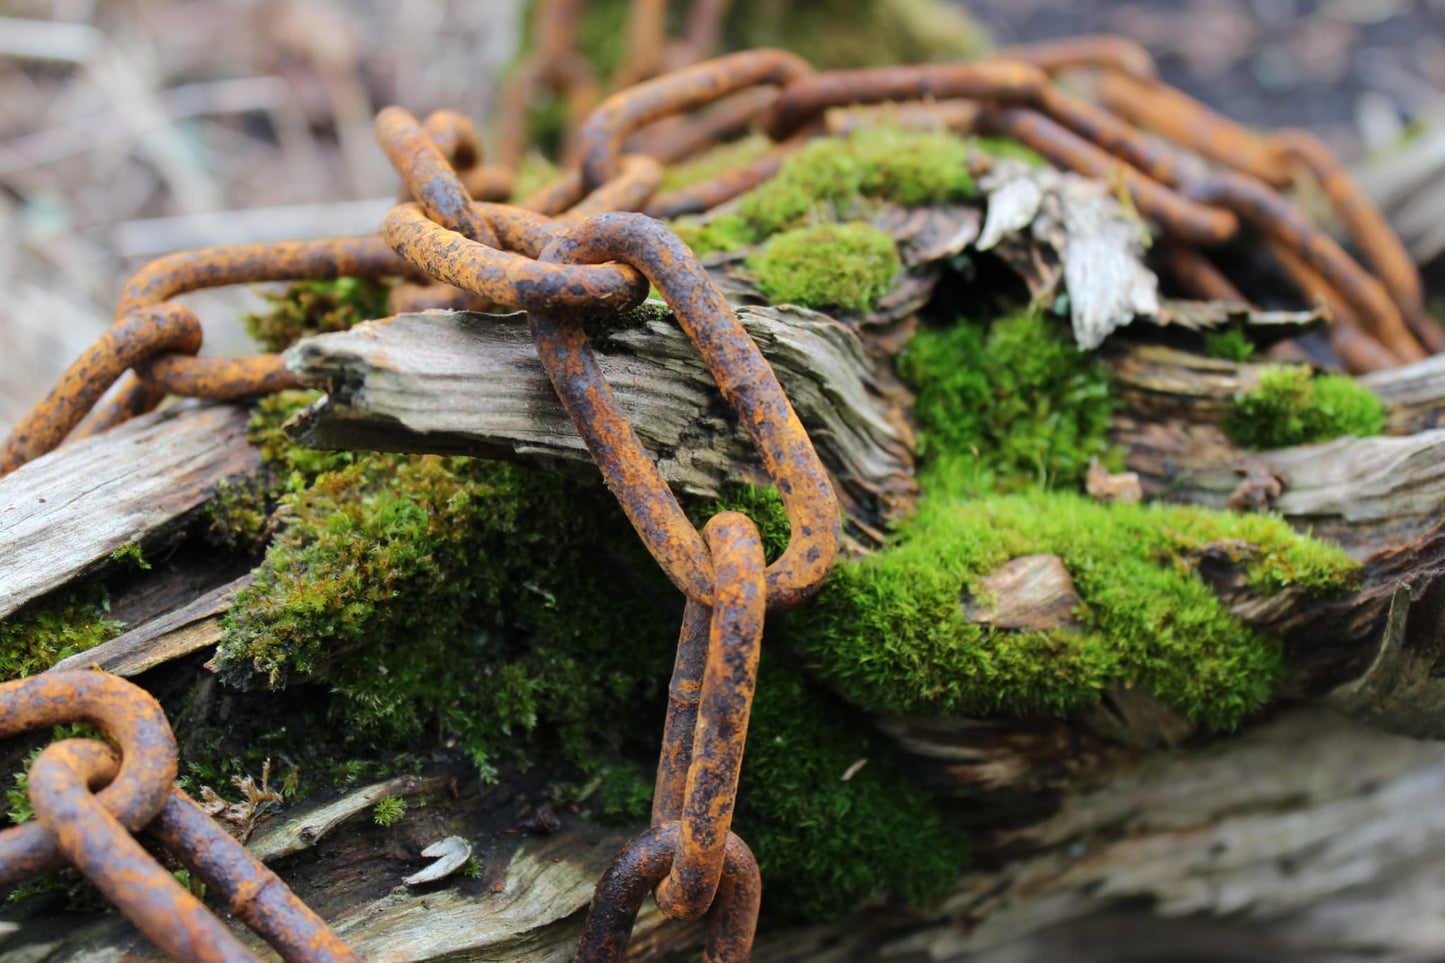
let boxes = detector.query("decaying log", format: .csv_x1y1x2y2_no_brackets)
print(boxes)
14,705,1445,963
285,306,918,536
1110,343,1445,556
0,402,258,620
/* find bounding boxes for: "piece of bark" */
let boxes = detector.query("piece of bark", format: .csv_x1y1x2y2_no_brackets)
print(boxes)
285,306,918,535
48,575,251,677
962,554,1082,632
0,402,258,620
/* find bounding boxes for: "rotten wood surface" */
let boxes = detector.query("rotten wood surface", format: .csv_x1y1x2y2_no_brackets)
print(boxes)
0,402,258,620
13,705,1445,963
285,305,918,537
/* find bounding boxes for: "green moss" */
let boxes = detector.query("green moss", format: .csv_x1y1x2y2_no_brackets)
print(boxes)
900,309,1116,494
109,543,150,570
242,277,391,354
0,584,124,681
781,490,1358,728
734,658,969,921
736,126,974,240
213,446,679,783
1225,365,1385,449
749,222,899,312
970,135,1046,169
372,796,406,827
1204,326,1256,362
660,134,773,193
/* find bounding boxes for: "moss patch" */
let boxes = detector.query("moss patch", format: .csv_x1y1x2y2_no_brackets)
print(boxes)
749,222,899,312
1203,326,1256,362
900,309,1117,494
0,584,124,681
1225,364,1385,449
671,125,976,258
734,657,969,921
213,445,680,784
242,277,391,354
781,490,1358,727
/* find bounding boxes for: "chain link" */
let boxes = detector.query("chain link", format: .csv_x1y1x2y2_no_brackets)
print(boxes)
0,14,1435,961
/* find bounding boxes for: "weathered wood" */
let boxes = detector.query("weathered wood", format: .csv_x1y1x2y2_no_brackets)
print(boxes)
285,306,918,535
0,402,258,620
1110,344,1445,556
16,706,1445,963
48,575,251,677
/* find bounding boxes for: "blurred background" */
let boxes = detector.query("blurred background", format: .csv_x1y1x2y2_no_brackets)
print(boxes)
2,0,1444,433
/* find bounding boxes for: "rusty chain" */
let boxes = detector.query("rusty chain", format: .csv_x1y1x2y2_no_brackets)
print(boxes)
0,18,1436,963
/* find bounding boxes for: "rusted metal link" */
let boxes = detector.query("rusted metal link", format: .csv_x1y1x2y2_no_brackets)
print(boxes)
473,201,568,256
578,48,813,192
382,202,648,312
421,108,516,202
147,782,362,963
1268,237,1401,374
624,85,777,166
28,739,260,963
678,0,733,70
760,60,1046,142
422,108,481,171
519,170,586,216
529,212,840,612
1186,170,1426,362
978,107,1239,246
644,145,791,219
1274,127,1445,354
135,352,299,401
376,105,501,248
1097,70,1293,187
991,34,1158,80
556,153,664,223
0,672,176,887
0,234,411,471
0,304,202,478
1156,243,1247,304
643,128,817,220
388,281,488,314
654,512,764,922
1034,84,1188,188
652,600,712,828
116,236,412,315
575,822,761,963
613,0,670,87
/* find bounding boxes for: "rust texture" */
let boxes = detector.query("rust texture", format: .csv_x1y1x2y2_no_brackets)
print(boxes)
653,512,765,922
3,19,1438,961
574,822,761,963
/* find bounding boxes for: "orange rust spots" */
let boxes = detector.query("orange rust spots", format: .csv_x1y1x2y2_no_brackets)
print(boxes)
1097,71,1292,187
28,739,260,963
579,49,813,190
556,153,664,223
654,512,765,922
992,34,1158,80
1275,127,1445,355
1157,244,1248,304
0,305,202,477
1188,171,1425,362
1269,238,1402,374
574,822,760,963
382,202,648,312
528,212,840,611
979,107,1238,246
0,672,176,886
760,60,1046,142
